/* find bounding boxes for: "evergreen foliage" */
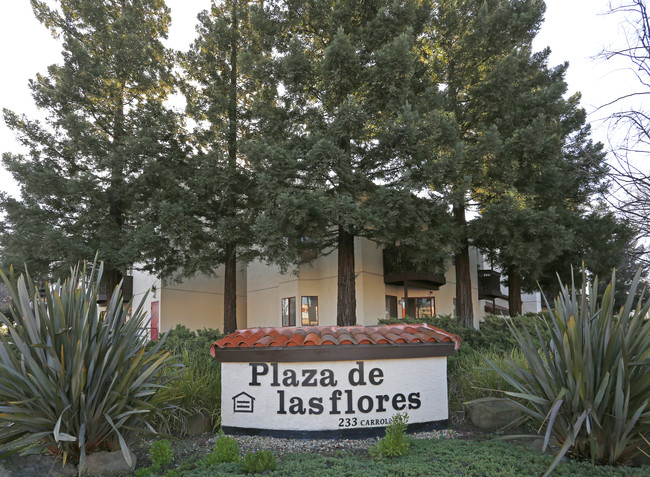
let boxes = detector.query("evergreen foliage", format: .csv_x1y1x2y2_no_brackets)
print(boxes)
174,0,278,333
470,50,609,315
0,0,188,295
0,0,628,333
423,0,549,325
247,0,455,326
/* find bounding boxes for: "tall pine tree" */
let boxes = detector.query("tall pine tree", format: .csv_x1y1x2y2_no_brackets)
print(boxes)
470,49,608,316
248,0,454,326
0,0,186,296
173,0,277,333
425,0,546,325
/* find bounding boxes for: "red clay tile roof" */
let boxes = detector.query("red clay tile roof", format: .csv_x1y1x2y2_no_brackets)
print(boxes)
211,323,461,357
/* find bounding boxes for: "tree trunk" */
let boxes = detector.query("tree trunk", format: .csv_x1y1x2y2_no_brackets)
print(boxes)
337,226,356,326
454,203,474,328
223,242,237,334
222,0,239,335
507,266,523,317
106,77,125,304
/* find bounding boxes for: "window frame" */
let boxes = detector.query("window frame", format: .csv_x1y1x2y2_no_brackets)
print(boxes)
281,297,296,327
300,296,319,326
385,295,398,318
405,296,435,320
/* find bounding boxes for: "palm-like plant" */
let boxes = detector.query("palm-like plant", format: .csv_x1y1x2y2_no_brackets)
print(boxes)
488,269,649,475
0,261,175,469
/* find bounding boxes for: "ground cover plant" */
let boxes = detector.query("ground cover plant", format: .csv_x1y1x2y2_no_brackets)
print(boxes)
241,449,276,474
125,436,649,477
0,261,175,469
488,269,650,474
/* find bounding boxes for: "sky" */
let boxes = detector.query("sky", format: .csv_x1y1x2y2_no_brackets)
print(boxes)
0,0,641,200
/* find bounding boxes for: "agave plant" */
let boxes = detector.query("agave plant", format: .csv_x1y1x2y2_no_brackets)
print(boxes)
487,269,650,475
0,261,176,469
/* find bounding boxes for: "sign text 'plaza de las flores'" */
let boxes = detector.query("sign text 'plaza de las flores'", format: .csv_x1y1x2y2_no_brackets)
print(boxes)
211,323,460,438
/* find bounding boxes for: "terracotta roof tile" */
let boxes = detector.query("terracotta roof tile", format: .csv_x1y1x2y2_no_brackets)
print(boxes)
211,323,461,355
269,335,290,347
369,332,389,344
320,333,338,345
383,331,405,343
350,330,373,344
337,333,357,345
303,332,320,345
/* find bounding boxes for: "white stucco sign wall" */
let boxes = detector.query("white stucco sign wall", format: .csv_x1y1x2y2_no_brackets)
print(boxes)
221,357,448,433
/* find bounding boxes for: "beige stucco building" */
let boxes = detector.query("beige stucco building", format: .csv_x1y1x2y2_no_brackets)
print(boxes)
131,238,540,338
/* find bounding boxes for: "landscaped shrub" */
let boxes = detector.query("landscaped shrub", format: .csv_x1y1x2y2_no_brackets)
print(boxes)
241,449,276,473
487,269,650,474
205,431,240,465
447,348,529,426
369,412,411,459
0,261,175,469
380,313,550,356
150,439,174,473
151,325,223,359
149,325,222,435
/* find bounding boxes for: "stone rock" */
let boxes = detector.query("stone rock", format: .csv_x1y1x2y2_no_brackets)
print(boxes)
0,455,77,477
78,448,136,476
186,413,212,435
466,397,523,429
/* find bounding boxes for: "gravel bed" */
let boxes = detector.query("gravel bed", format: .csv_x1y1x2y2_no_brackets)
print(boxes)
224,428,466,457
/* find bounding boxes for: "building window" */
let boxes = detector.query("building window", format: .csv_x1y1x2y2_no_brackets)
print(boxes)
301,296,319,326
385,295,398,318
405,297,435,320
282,297,296,326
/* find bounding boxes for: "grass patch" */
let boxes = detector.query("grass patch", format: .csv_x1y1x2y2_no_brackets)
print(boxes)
129,438,650,476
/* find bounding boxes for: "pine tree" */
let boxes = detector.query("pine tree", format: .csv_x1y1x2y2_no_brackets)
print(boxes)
470,48,609,316
425,0,546,325
171,0,276,333
0,0,186,296
248,0,454,326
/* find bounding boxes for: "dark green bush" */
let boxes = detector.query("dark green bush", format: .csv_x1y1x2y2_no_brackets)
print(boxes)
151,324,223,359
150,439,174,473
205,432,240,465
241,449,276,474
380,313,551,356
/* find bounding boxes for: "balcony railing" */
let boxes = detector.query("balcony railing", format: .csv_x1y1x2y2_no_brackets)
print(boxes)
383,247,446,289
477,270,506,299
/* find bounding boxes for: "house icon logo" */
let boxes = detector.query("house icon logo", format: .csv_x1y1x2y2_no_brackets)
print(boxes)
232,391,255,413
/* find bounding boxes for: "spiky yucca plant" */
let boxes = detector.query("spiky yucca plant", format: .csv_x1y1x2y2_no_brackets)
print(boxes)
488,269,650,476
0,261,175,469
